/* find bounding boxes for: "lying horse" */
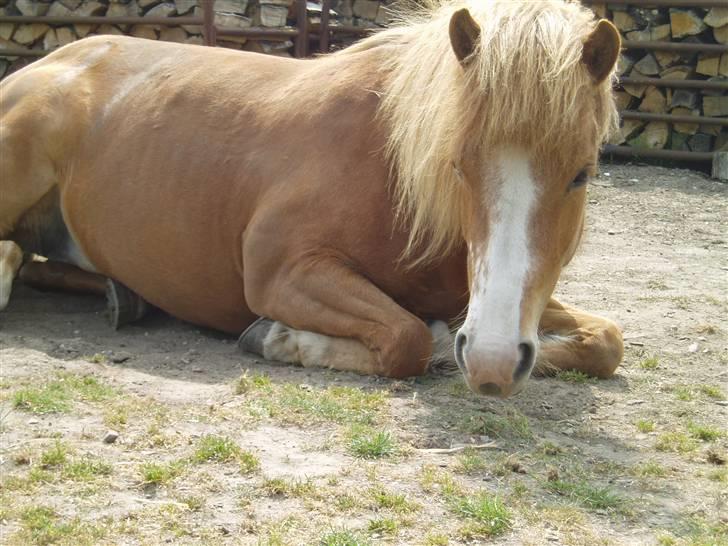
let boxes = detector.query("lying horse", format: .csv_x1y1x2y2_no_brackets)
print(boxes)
0,0,624,397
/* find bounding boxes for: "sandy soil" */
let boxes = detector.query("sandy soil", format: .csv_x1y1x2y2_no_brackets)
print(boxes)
0,163,726,545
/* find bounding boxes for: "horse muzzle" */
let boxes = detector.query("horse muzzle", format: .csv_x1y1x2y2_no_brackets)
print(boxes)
454,330,536,397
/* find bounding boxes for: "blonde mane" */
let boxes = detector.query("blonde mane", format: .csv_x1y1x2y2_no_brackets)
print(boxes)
338,0,618,265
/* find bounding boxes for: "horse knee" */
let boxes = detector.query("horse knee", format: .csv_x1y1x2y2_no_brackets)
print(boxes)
376,318,432,379
588,321,624,378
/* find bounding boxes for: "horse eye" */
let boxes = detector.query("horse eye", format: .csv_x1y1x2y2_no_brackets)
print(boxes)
569,171,588,190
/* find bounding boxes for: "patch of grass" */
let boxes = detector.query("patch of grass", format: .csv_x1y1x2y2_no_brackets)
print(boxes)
636,419,655,433
449,491,511,538
538,441,563,456
319,527,370,546
556,370,593,383
698,384,725,400
370,487,419,514
672,386,694,402
424,533,449,545
420,465,463,497
272,384,388,426
633,461,667,478
639,356,659,370
454,448,488,474
262,477,316,498
140,461,184,485
13,384,71,414
655,432,699,453
687,422,723,442
59,373,116,401
545,479,625,511
646,279,669,290
192,435,241,463
348,427,397,459
18,506,100,545
367,517,398,535
62,458,112,481
233,371,272,394
179,495,205,511
458,408,531,440
83,353,107,364
707,468,727,483
40,441,68,468
191,435,260,473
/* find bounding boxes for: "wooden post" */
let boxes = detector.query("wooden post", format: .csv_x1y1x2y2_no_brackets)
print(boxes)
712,152,728,181
320,0,330,53
294,0,308,57
202,0,216,46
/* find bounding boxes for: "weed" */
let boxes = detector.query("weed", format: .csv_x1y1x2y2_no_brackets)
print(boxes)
655,432,698,453
84,353,107,364
233,371,272,395
707,468,727,483
687,422,723,442
636,419,655,433
449,491,511,538
698,384,725,400
319,528,369,546
545,479,625,511
40,441,68,468
646,280,669,290
348,427,397,459
18,506,100,545
639,356,659,370
633,461,667,478
370,487,419,514
367,517,398,535
13,384,71,414
458,408,531,440
192,435,241,463
454,448,487,474
62,458,112,481
555,370,593,383
140,461,184,485
672,386,694,402
424,533,449,545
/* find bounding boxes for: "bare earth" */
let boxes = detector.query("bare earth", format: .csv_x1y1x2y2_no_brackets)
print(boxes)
0,163,726,545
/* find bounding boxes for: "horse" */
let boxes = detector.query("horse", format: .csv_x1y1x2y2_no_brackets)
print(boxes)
0,0,624,397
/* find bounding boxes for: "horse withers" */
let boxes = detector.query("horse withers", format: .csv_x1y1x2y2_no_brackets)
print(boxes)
0,0,624,397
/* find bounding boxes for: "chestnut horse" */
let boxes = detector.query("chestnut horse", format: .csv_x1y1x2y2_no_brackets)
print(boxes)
0,0,624,397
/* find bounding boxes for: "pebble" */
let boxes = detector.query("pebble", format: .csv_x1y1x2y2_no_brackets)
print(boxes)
103,430,119,444
688,343,699,353
28,418,40,425
627,399,645,406
715,401,728,407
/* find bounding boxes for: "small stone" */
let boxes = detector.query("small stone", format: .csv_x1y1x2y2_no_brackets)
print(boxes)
103,430,119,443
688,342,699,353
111,353,131,364
627,399,645,405
28,418,40,425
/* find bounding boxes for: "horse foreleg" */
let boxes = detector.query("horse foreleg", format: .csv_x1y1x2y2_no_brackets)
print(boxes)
240,259,437,379
536,298,623,378
240,318,453,374
0,241,23,310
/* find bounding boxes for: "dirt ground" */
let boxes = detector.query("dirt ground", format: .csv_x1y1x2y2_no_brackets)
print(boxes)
0,163,726,546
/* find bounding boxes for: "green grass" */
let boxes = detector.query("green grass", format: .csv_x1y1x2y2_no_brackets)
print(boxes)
672,386,694,402
12,374,116,414
233,371,272,394
191,435,260,472
262,477,316,498
636,419,655,433
367,517,398,535
698,384,725,400
13,383,71,414
84,353,107,364
633,461,667,478
18,506,100,545
319,528,370,546
62,458,112,481
424,533,450,545
140,461,184,485
274,385,388,426
457,408,531,440
370,487,419,514
639,356,659,370
555,370,593,383
348,427,397,459
454,448,488,474
449,491,511,538
687,422,723,442
40,441,68,468
545,479,625,511
655,432,699,453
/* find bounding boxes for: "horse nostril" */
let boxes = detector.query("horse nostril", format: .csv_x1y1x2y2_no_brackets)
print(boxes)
478,382,502,396
454,331,467,371
514,341,536,382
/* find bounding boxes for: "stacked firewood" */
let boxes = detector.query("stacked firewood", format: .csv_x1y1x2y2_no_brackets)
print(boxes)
0,0,392,77
596,4,727,153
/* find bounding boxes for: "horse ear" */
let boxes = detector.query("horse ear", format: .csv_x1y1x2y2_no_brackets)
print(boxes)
582,19,621,83
449,8,481,63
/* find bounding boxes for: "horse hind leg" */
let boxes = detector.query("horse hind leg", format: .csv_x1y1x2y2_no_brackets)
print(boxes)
0,241,23,310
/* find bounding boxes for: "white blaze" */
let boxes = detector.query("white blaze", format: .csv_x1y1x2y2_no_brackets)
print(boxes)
465,149,538,353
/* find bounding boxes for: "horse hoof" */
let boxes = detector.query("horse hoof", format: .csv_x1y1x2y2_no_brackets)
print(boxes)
106,279,149,330
238,317,274,356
